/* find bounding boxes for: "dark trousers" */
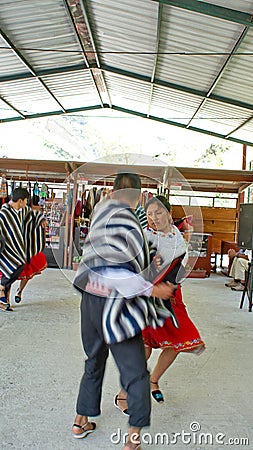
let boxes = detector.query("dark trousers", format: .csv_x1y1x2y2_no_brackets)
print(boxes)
76,293,151,428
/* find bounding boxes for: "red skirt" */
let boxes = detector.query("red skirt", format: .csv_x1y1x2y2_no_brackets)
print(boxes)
18,252,47,280
142,285,205,354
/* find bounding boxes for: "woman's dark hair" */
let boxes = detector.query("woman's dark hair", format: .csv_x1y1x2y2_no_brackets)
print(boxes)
144,195,171,213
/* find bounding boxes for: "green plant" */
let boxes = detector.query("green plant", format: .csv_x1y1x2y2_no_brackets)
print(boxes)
73,255,82,263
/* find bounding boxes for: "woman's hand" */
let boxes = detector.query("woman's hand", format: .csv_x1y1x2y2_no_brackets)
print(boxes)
153,253,162,268
228,248,237,259
181,219,194,242
151,281,176,299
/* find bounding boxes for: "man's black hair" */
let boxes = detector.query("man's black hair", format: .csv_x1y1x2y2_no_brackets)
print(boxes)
113,172,141,202
113,172,141,191
11,187,30,202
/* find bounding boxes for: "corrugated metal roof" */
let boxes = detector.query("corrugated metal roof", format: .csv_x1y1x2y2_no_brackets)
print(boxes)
1,0,253,146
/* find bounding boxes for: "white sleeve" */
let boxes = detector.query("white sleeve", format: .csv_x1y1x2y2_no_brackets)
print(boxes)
89,267,153,299
245,249,252,260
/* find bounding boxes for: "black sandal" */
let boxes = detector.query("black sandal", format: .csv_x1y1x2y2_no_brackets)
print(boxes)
150,381,164,403
114,394,129,415
0,303,13,312
72,421,96,439
15,290,22,304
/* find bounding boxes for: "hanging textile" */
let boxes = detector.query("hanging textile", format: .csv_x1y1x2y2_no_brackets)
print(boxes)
40,182,48,199
26,181,32,197
33,179,40,196
0,175,8,199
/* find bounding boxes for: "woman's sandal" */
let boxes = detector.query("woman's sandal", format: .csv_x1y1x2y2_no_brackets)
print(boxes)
150,381,164,403
72,421,96,439
15,290,22,304
114,394,129,415
0,303,13,312
0,290,13,311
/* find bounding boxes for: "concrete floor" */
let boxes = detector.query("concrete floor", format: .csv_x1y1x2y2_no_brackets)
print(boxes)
0,268,252,450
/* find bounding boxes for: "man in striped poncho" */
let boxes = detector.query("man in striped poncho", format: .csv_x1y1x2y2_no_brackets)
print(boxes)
0,187,29,311
72,172,176,450
14,195,47,304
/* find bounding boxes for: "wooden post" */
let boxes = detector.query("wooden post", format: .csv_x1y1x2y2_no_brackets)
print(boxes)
242,143,247,170
68,170,78,269
239,143,247,205
63,173,70,268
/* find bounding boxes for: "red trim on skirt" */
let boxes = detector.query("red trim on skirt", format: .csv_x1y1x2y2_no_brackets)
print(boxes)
142,285,205,354
18,252,47,280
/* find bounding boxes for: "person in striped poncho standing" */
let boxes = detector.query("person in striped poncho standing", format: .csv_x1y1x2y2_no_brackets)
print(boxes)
72,172,176,450
14,195,47,304
0,187,29,312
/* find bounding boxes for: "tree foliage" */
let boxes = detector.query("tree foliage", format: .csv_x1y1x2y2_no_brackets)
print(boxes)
194,143,230,167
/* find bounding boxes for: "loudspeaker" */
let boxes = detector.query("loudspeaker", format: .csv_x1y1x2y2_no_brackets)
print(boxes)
238,204,253,249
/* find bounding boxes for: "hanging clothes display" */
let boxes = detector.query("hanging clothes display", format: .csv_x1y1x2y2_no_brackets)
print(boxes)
81,190,92,219
40,182,48,199
33,179,40,196
26,181,32,197
10,179,16,196
0,175,8,199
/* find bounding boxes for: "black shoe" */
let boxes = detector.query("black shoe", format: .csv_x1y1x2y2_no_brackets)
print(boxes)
150,381,164,403
0,303,13,312
6,304,13,311
15,291,22,303
151,389,164,403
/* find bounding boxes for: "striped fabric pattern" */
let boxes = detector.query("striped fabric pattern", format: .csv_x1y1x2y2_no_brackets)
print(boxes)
135,205,148,228
23,210,46,261
74,200,176,344
0,203,26,278
102,288,177,345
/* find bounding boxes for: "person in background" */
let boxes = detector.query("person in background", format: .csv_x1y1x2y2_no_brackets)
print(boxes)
14,195,47,304
225,248,251,291
115,195,205,414
0,187,29,311
72,173,176,450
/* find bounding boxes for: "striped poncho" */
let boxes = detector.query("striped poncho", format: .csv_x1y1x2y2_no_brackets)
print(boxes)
0,204,46,278
74,199,176,344
0,203,26,278
23,209,46,262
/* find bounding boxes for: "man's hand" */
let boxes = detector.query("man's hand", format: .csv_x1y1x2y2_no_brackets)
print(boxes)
151,282,176,299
